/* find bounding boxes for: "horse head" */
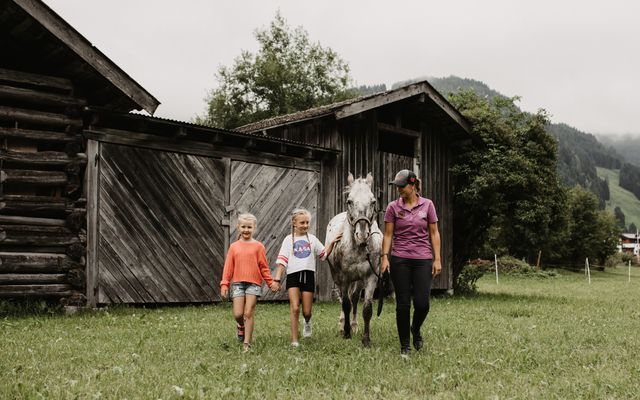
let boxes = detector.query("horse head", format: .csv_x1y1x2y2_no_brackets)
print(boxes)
345,172,377,247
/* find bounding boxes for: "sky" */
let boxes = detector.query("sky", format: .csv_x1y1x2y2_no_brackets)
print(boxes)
44,0,640,136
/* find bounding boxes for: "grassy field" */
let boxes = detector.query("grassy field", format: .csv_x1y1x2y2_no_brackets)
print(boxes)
597,166,640,228
2,267,640,399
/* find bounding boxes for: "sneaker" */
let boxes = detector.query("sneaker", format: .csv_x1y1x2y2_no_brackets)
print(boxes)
242,343,251,353
400,346,411,359
237,324,245,342
291,341,300,348
303,320,312,338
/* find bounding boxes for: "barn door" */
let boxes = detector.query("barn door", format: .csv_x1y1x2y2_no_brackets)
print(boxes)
95,143,226,303
377,151,414,217
229,161,318,300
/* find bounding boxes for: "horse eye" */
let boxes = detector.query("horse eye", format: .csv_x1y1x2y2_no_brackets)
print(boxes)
347,200,353,205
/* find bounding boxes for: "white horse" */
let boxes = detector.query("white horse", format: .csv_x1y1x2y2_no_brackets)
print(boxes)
325,173,382,347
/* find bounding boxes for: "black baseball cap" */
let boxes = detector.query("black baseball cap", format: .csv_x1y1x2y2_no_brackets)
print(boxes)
389,169,417,187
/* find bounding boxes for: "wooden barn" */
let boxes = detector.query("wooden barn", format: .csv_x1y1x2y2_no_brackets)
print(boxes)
1,0,476,307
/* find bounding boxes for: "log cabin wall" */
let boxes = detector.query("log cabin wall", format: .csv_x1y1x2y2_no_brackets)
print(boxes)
0,68,87,304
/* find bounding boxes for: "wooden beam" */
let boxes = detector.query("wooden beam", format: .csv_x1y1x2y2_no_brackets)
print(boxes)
0,274,66,284
0,169,67,186
0,284,73,297
0,252,82,273
0,150,85,167
0,106,82,128
0,126,77,142
0,84,87,107
377,122,421,138
85,139,99,307
0,67,73,92
84,128,322,172
0,195,69,214
0,215,66,226
336,85,426,119
13,0,160,114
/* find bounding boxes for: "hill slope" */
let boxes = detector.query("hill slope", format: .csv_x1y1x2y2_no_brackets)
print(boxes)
597,167,640,229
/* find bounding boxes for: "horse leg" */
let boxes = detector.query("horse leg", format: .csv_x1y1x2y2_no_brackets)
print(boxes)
361,276,377,347
350,283,362,334
338,296,346,334
341,292,352,339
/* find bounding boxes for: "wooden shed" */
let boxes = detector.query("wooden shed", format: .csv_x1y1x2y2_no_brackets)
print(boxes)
1,0,476,307
237,83,476,293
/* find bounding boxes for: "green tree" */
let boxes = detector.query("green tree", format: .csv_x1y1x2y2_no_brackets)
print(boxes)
614,206,626,229
448,90,567,268
201,12,354,129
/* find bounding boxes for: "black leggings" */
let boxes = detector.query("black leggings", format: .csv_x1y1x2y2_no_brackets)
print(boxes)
389,256,433,348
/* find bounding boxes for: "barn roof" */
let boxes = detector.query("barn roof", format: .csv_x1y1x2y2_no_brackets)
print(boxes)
1,0,160,114
236,80,474,139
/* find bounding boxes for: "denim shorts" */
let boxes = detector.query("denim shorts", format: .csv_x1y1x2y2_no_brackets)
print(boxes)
230,282,262,298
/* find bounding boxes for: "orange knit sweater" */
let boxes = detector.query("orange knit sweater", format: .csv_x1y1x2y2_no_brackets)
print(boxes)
220,240,274,289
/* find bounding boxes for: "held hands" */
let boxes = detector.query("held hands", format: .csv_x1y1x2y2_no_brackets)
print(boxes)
270,281,281,292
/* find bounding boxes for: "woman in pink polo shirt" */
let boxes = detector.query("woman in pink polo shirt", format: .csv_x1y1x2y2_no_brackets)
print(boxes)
381,169,442,357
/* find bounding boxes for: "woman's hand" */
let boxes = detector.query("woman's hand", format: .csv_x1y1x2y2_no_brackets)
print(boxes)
432,260,442,276
380,255,390,274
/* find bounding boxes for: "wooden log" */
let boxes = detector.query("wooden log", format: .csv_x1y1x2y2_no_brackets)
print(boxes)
0,215,66,226
67,268,85,288
0,149,86,167
66,243,86,261
0,84,87,107
0,126,77,142
0,284,73,297
65,210,86,232
0,106,82,128
0,252,82,273
0,225,80,247
0,68,73,92
0,273,66,284
0,195,68,214
0,169,68,186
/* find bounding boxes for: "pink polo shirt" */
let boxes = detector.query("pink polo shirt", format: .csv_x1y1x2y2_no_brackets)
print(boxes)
384,196,438,259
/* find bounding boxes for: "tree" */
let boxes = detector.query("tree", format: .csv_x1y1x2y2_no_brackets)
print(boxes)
200,12,355,129
629,222,638,234
614,206,626,229
447,90,567,269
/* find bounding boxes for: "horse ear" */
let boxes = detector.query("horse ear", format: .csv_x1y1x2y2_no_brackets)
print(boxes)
366,172,373,187
347,173,354,185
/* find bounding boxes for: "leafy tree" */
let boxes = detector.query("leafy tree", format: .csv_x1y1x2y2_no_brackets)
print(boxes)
201,12,355,129
629,222,638,234
448,90,567,268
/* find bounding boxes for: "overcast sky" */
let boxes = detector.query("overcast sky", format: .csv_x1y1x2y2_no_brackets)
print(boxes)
44,0,640,136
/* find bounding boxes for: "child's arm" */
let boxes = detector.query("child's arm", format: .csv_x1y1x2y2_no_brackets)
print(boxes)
257,244,276,290
219,246,235,299
319,233,342,261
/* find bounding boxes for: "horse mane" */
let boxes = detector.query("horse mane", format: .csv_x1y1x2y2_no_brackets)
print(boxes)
343,177,368,195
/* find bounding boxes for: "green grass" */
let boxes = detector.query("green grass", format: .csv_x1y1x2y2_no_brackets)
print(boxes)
2,267,640,399
597,166,640,228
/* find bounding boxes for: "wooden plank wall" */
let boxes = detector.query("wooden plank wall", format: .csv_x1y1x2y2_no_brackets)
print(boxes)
96,143,225,303
229,161,319,300
0,67,86,303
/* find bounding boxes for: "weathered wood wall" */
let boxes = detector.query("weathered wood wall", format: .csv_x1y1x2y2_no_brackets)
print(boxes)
0,68,86,304
92,143,225,303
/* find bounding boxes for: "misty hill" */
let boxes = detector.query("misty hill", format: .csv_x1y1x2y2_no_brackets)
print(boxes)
599,135,640,168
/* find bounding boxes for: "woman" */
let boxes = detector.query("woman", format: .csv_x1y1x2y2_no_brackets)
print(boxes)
381,169,442,357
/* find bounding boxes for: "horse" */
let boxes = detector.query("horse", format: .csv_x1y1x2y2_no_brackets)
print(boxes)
325,172,383,347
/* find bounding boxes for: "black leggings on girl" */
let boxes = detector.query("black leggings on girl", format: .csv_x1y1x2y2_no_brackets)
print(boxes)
389,256,433,349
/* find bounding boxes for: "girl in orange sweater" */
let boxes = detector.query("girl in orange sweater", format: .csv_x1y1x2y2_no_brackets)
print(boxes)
220,213,280,352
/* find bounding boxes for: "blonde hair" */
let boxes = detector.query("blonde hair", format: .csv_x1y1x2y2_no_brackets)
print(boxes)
237,213,257,240
291,208,311,251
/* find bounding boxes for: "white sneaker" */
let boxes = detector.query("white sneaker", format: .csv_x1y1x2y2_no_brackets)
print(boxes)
291,341,300,348
303,320,312,338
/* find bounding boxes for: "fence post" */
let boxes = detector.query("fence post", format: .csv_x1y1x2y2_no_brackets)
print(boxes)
494,254,499,284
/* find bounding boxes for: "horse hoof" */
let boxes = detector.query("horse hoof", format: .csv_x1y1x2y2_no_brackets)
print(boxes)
362,339,371,348
343,331,351,339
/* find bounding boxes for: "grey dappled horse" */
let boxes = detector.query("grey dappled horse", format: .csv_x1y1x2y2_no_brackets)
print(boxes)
325,173,382,347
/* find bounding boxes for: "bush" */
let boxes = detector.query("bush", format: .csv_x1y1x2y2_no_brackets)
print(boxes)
497,256,536,274
605,252,639,268
455,262,487,295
